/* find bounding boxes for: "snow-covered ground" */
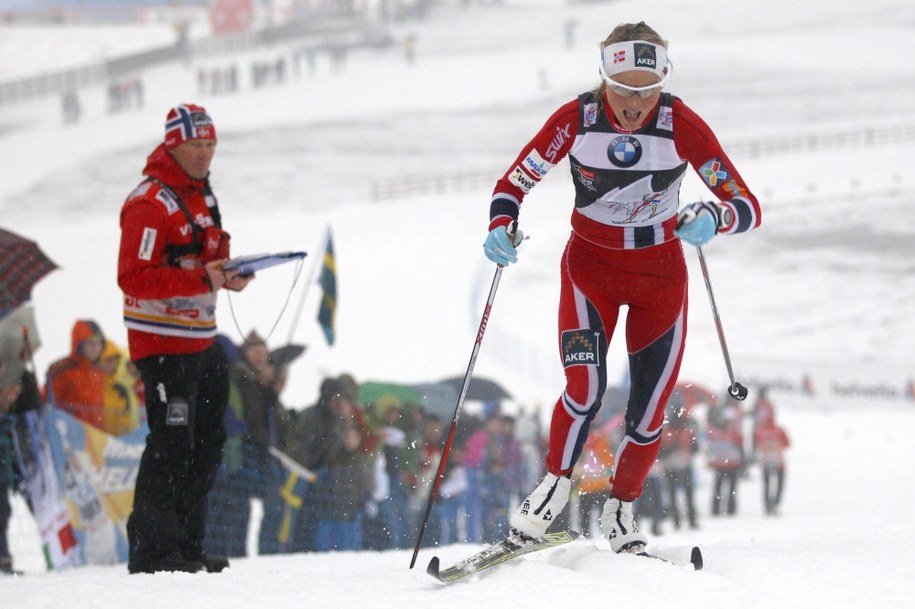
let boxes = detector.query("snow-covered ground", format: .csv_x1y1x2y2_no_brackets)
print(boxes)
2,0,914,607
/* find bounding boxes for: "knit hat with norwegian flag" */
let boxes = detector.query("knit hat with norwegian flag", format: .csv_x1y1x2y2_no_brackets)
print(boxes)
164,103,217,149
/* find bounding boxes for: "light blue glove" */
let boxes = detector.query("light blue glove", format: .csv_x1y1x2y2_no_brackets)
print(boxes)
675,201,720,247
483,225,523,266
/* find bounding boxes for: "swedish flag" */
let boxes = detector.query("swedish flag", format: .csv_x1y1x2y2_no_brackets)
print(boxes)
317,230,336,345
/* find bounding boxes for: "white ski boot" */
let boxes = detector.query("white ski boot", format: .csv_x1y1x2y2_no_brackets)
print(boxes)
509,472,571,540
600,496,647,552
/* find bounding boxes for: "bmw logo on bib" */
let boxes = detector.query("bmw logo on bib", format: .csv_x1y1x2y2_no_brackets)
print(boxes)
608,135,642,168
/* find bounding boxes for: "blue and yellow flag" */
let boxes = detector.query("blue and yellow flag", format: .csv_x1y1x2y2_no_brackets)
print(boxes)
317,230,336,345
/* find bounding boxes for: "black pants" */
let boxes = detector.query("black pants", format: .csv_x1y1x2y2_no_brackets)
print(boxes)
711,468,739,516
127,343,228,568
762,464,785,514
0,432,15,561
665,467,697,528
634,476,666,534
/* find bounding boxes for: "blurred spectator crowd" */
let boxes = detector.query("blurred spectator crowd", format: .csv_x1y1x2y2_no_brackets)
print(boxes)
1,317,790,572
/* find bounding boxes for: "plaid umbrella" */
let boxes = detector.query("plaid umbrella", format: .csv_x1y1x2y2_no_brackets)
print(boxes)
0,228,57,312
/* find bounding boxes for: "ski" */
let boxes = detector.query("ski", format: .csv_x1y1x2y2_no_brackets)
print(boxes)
427,533,703,583
629,545,704,570
427,530,580,583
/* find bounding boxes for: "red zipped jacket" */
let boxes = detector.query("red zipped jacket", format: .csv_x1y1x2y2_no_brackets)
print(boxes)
117,144,229,362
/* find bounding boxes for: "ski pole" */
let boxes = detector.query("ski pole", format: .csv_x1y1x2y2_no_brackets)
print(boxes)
409,226,521,569
695,245,748,401
409,265,503,568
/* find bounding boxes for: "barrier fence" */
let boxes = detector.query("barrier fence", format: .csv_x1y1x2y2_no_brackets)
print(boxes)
725,124,915,160
368,124,915,202
0,13,390,106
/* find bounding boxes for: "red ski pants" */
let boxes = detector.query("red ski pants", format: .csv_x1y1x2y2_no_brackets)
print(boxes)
545,233,688,501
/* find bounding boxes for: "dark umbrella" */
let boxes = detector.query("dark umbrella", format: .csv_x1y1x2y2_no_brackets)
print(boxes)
411,382,460,420
436,375,512,402
0,228,57,311
269,343,306,368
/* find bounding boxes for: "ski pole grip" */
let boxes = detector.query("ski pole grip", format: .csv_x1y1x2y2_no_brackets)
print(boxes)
507,221,525,247
676,206,697,230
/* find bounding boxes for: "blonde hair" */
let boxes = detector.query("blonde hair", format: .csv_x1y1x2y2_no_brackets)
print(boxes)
592,22,668,100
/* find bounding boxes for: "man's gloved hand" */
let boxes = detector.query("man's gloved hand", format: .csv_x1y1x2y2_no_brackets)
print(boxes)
675,201,721,247
483,224,524,266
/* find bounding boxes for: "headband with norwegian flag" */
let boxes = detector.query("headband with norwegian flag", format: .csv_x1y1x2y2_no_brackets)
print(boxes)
600,40,670,82
164,104,217,149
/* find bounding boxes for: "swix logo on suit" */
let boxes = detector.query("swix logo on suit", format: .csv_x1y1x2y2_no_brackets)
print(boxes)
545,123,572,163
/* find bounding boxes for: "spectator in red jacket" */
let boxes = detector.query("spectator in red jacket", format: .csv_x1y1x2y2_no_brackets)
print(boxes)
660,393,699,529
706,398,745,516
45,319,106,429
118,104,253,574
753,403,790,516
750,386,776,456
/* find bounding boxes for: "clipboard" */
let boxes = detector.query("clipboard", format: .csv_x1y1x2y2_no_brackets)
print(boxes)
223,251,307,276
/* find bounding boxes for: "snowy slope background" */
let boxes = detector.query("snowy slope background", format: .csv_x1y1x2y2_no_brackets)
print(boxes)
2,0,914,607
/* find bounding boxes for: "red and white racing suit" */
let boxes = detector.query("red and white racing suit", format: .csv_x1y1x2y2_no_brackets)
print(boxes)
490,91,760,501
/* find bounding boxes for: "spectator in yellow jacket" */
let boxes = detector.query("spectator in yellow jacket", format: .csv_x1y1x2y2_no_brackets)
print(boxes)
99,340,142,435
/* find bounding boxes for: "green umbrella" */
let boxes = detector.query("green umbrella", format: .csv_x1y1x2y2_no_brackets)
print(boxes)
358,381,422,407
